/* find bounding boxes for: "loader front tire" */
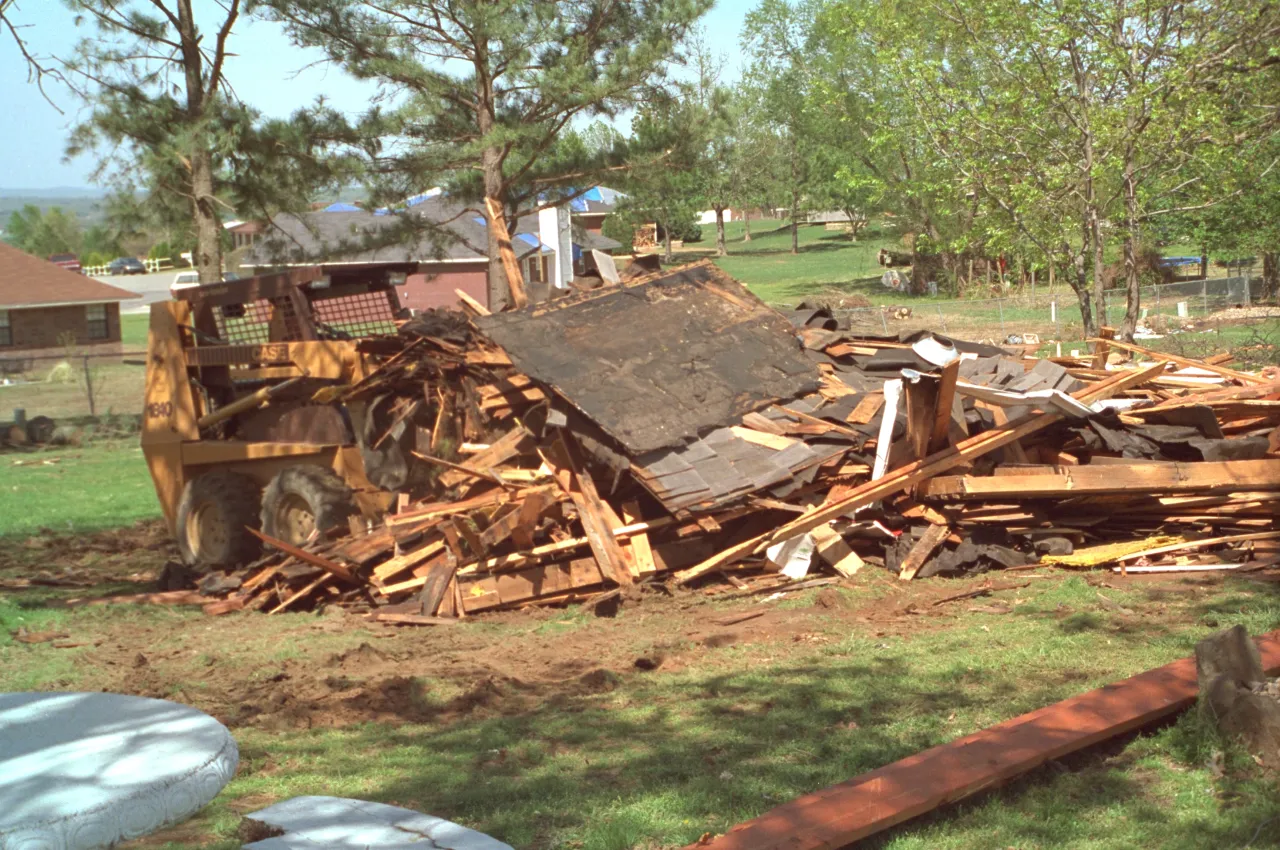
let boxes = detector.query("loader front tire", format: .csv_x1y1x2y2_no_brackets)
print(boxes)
176,472,263,568
260,466,356,547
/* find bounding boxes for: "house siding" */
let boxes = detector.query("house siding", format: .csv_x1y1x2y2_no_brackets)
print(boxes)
0,303,124,360
400,262,490,312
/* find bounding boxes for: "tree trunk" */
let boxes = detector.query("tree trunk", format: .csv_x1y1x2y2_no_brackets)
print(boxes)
714,206,726,257
1074,223,1098,338
1120,156,1141,342
743,213,752,242
1263,251,1278,302
189,148,223,285
790,186,800,255
1090,207,1106,327
662,210,673,263
1200,247,1209,281
175,0,222,284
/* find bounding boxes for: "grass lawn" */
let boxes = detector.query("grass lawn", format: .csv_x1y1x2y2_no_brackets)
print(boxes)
121,312,149,348
0,440,161,537
0,441,1277,850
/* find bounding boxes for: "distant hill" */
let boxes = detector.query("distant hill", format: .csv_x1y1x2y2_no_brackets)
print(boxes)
0,188,109,227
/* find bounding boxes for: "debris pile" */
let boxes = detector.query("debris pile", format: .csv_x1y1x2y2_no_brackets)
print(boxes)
200,262,1280,620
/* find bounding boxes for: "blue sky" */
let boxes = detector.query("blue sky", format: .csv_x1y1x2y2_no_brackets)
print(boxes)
0,1,754,191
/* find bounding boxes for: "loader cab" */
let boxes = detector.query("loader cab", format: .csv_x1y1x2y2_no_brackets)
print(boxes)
141,264,414,569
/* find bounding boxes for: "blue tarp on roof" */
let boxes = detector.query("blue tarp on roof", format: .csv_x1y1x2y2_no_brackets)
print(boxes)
323,202,362,212
568,186,624,212
472,216,552,252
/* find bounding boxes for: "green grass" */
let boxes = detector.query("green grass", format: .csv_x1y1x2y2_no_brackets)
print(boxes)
5,572,1275,849
120,313,149,348
0,440,160,537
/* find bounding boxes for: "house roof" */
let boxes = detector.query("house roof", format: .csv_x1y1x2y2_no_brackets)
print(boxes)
569,186,624,216
243,196,549,267
0,242,141,310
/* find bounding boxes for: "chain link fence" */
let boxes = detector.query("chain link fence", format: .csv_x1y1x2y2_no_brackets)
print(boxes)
821,275,1278,352
0,350,147,442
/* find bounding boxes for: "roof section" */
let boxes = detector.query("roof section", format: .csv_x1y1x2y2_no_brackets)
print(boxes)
475,261,821,454
569,186,624,215
243,196,545,267
0,242,140,309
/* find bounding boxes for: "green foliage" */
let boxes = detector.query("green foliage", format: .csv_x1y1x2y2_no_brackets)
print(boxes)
262,0,712,300
3,205,82,257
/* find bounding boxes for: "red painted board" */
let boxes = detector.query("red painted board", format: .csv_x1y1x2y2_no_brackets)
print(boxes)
696,630,1280,850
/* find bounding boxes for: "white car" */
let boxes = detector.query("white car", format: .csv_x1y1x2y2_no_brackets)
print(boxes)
170,271,200,299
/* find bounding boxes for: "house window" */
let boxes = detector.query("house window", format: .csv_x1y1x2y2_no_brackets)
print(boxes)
526,256,544,284
86,304,109,340
0,310,10,346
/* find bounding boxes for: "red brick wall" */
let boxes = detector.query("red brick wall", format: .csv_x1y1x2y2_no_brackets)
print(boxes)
401,263,490,311
0,303,123,358
576,213,608,236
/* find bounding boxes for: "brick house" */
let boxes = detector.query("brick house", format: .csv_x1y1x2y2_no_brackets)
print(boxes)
0,241,141,361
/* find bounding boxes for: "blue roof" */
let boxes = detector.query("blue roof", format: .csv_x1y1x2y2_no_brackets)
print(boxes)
323,202,362,212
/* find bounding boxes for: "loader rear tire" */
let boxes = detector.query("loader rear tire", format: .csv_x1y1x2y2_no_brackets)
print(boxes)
176,472,263,569
260,466,356,547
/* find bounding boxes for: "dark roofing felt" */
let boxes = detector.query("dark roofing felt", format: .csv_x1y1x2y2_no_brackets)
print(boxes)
475,262,821,455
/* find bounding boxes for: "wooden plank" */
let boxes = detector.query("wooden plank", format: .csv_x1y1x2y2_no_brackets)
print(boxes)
730,425,802,452
693,630,1280,850
372,539,446,583
247,528,357,583
267,574,331,614
898,524,950,581
810,523,864,577
923,459,1280,499
438,426,533,488
1089,337,1267,385
544,435,633,586
1091,325,1116,370
454,288,491,316
387,488,510,529
373,612,462,626
986,404,1030,463
673,528,773,585
621,501,657,576
904,376,939,462
693,361,1171,574
928,360,961,454
848,393,886,425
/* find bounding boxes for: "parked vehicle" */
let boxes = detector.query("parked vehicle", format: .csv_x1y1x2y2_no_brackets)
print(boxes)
107,257,147,275
170,270,200,298
48,253,81,273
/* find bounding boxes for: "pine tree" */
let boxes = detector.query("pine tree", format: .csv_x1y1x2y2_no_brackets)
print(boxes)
264,0,712,307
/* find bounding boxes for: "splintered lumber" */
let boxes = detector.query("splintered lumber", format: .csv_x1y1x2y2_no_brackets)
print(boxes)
810,523,864,577
898,524,951,581
437,426,533,488
691,630,1280,850
459,557,604,612
373,612,462,626
922,459,1280,499
485,195,528,309
386,488,512,528
372,540,446,584
543,435,633,585
248,528,357,583
1091,326,1116,370
268,574,332,614
685,361,1168,576
455,288,491,316
1088,337,1266,385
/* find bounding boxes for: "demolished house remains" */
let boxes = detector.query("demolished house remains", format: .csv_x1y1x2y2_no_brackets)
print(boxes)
180,260,1280,619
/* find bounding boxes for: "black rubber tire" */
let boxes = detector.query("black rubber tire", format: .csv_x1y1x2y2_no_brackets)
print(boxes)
25,416,56,444
175,471,263,568
260,465,356,546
